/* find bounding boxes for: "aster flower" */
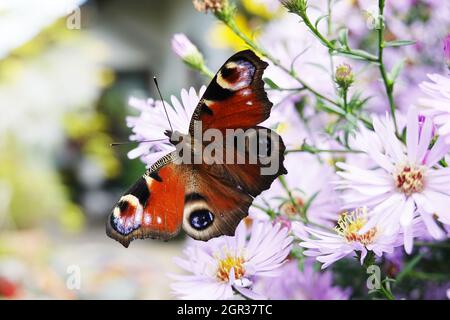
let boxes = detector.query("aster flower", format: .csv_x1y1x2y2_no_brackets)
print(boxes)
250,153,341,227
419,74,450,143
169,221,293,300
336,108,450,253
126,86,206,167
444,34,450,69
254,260,351,300
296,207,403,269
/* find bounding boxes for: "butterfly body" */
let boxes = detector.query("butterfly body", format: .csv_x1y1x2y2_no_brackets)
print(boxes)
107,50,287,247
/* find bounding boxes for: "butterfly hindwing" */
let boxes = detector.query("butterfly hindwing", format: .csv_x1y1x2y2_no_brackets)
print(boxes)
181,169,253,241
180,51,287,241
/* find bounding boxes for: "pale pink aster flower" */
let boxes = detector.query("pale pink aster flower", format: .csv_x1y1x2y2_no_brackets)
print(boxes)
169,221,293,300
250,153,341,227
444,34,450,68
335,108,450,253
419,74,450,143
296,207,403,269
254,260,351,300
126,86,206,167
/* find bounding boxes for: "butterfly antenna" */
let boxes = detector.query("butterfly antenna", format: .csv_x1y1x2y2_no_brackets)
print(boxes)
153,76,174,133
110,138,168,147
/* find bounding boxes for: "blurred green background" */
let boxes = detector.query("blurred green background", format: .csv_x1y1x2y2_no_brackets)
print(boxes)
0,0,237,299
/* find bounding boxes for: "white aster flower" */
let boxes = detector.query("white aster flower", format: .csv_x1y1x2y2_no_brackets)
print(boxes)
335,108,450,253
169,221,293,300
419,73,450,143
296,207,403,269
126,86,206,167
251,153,341,227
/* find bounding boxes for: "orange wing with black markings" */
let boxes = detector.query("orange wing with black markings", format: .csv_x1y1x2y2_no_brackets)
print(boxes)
106,155,185,247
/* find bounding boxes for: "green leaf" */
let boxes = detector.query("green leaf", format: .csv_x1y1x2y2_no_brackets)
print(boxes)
396,252,425,284
303,191,320,214
384,40,416,47
263,77,280,89
314,14,329,30
348,92,372,111
338,28,349,49
334,49,379,62
388,59,405,83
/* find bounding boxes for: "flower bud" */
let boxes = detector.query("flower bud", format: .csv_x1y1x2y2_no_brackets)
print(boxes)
280,0,308,15
193,0,227,13
171,33,205,70
335,63,354,90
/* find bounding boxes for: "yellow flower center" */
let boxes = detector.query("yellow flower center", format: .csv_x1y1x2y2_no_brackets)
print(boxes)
216,255,245,282
335,208,377,246
394,164,426,196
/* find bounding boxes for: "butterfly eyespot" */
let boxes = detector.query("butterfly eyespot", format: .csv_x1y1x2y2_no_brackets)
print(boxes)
118,200,129,212
221,64,239,81
189,210,214,230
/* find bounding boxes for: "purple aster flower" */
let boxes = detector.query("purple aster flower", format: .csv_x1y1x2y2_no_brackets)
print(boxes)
419,74,450,143
444,34,450,69
335,108,450,253
250,153,341,227
169,221,293,300
296,207,403,269
423,282,450,300
254,260,351,300
126,86,206,167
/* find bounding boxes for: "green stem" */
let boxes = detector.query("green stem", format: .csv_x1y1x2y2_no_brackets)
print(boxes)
278,176,307,222
266,87,307,91
295,8,378,62
200,65,215,79
379,283,395,300
326,0,336,88
342,88,349,112
223,17,340,107
407,271,450,282
251,203,276,219
377,0,398,136
395,252,425,284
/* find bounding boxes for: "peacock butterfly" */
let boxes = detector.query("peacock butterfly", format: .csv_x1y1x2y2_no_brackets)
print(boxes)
106,50,287,247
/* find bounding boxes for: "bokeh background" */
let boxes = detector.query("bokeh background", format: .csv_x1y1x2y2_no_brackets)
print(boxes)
0,0,235,299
